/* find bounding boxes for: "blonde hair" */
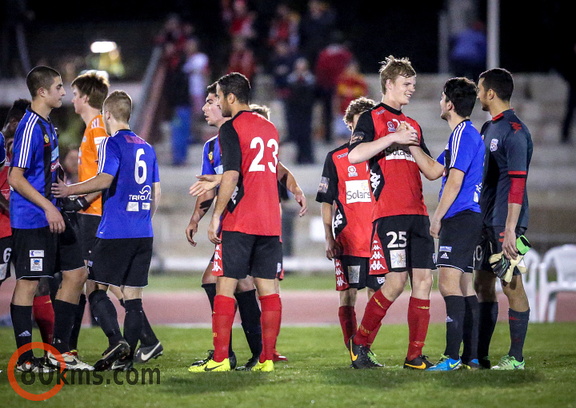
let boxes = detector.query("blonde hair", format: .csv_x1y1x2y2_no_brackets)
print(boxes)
378,55,416,94
250,103,270,120
103,90,132,122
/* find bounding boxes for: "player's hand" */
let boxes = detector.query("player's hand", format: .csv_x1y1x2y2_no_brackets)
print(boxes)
429,216,441,239
325,239,342,260
502,229,519,260
394,121,419,145
186,220,199,246
189,175,220,197
208,215,221,244
294,191,308,217
51,177,70,198
45,204,65,234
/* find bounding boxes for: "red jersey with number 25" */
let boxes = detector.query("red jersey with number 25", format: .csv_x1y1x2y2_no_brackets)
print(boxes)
219,110,281,236
350,103,429,220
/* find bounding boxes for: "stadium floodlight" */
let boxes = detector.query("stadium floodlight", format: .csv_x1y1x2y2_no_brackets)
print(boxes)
90,41,118,54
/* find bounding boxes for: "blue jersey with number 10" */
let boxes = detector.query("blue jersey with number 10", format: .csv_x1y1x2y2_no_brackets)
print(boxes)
96,130,160,239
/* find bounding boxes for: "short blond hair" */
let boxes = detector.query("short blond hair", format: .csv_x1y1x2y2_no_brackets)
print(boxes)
103,90,132,122
379,55,416,94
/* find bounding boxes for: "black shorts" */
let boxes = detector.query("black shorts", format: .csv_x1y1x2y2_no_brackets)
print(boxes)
436,210,482,272
369,215,435,274
473,226,527,275
335,255,385,291
0,235,12,283
212,231,282,280
78,213,101,260
89,237,153,288
12,225,84,280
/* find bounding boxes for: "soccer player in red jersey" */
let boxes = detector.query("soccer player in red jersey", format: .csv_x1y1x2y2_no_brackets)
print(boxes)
347,56,435,369
316,97,385,362
189,72,283,373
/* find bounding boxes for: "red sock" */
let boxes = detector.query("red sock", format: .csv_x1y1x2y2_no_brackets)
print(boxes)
355,290,392,346
338,306,357,346
272,296,282,354
259,294,282,362
407,297,430,361
32,295,54,345
212,295,236,362
366,322,382,348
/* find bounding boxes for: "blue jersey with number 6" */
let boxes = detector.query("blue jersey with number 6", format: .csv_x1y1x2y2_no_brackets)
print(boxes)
96,130,160,238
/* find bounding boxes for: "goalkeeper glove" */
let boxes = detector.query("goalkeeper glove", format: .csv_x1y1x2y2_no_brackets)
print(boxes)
489,235,532,283
62,196,90,213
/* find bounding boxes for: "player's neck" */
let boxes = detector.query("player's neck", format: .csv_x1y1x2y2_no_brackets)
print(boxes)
30,99,52,120
448,114,468,130
381,96,403,112
81,107,102,125
108,123,130,134
231,103,251,117
488,100,511,118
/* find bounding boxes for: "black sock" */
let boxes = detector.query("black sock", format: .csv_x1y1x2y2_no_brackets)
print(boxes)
124,299,144,358
11,303,34,363
140,309,159,347
89,290,123,345
462,295,479,363
478,301,498,362
235,289,262,357
52,299,77,353
444,295,465,360
69,293,86,350
508,308,530,362
202,283,216,311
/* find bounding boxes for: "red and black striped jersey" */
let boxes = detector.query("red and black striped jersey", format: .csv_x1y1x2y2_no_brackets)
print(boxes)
219,110,281,236
349,103,429,220
316,143,373,257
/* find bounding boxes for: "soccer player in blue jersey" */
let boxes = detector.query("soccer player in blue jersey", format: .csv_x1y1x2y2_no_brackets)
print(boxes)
52,90,161,371
473,68,533,370
397,77,485,370
9,66,93,372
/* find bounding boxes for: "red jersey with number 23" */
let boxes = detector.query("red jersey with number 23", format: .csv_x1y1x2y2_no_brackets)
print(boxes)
219,110,281,236
350,103,429,220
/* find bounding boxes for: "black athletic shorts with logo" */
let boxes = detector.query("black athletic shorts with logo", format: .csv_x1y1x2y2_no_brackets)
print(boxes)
213,231,282,280
12,223,84,280
89,237,153,288
0,235,12,284
335,255,385,291
369,214,435,274
473,225,527,276
78,213,101,261
436,210,482,272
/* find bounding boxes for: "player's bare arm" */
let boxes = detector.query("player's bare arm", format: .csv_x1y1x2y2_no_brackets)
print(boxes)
407,145,444,181
186,188,215,246
208,170,239,244
429,169,464,238
348,122,418,164
278,161,307,216
189,174,222,196
503,203,522,260
321,202,341,259
52,172,114,197
9,166,65,233
151,181,161,217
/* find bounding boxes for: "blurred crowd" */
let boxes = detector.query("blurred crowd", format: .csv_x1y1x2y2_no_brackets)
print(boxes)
156,0,369,166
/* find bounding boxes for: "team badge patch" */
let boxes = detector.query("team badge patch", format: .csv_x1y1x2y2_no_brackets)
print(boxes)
390,249,407,269
30,258,43,272
490,138,498,152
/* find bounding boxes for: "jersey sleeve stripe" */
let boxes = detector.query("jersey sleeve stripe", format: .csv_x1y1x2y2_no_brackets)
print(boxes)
17,115,38,168
449,122,464,168
97,137,108,173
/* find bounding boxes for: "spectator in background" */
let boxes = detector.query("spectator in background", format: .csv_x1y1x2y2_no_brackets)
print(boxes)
314,33,353,143
227,35,257,83
183,37,210,130
267,3,300,53
285,57,316,164
299,0,337,67
162,40,192,166
558,40,576,144
333,59,368,143
226,0,256,42
449,20,487,81
61,146,79,184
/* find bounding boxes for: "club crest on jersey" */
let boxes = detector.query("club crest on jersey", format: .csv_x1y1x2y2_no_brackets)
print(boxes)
347,166,358,178
490,138,498,152
387,119,400,133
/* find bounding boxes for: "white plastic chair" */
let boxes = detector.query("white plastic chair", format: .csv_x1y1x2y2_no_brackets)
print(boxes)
538,244,576,322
